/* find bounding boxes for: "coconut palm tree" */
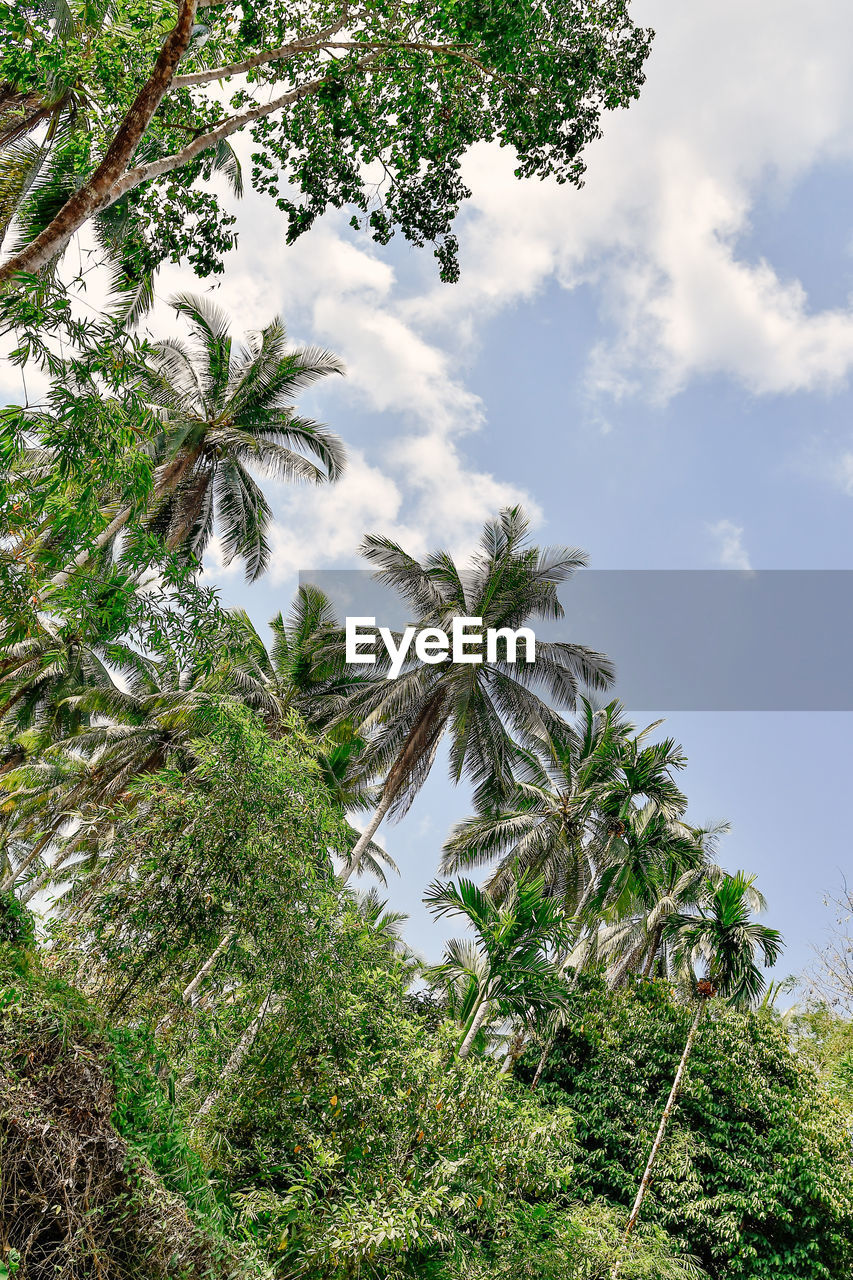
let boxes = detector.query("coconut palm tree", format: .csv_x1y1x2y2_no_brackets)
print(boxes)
48,293,346,589
441,701,687,915
424,870,570,1059
612,872,783,1275
224,590,396,884
441,699,629,903
4,638,235,901
341,507,614,878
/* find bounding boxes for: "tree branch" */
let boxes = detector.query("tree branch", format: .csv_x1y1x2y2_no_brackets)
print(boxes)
170,17,351,88
170,33,477,90
0,0,200,284
105,52,382,207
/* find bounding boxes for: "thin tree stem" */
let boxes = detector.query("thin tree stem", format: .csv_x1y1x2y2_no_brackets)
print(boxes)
611,1001,705,1278
341,790,393,883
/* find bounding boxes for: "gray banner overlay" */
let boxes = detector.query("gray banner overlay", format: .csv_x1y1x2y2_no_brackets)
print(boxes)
298,570,853,710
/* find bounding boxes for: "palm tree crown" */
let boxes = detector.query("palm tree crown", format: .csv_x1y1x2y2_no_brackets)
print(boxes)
342,507,614,875
141,293,346,580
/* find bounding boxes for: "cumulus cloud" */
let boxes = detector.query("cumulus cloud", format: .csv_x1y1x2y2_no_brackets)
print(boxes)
707,519,752,570
408,0,853,402
143,0,853,579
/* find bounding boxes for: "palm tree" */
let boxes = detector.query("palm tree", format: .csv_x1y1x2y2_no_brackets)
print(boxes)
5,639,234,902
224,591,396,883
342,508,614,877
612,872,783,1275
441,701,687,917
424,870,570,1059
48,293,346,589
596,809,716,989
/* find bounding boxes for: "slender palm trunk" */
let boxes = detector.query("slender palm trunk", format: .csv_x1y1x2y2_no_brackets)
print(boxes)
610,1002,705,1278
47,505,134,590
501,1029,525,1074
340,790,393,883
0,827,56,894
531,1033,555,1090
197,989,276,1117
457,995,491,1060
182,928,235,1004
642,924,664,979
19,829,87,905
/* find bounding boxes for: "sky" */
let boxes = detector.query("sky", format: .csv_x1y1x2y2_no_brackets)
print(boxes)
27,0,853,975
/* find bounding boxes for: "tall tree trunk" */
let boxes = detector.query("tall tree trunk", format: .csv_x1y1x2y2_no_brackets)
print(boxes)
531,1033,555,1090
197,990,276,1117
182,928,235,1004
0,827,56,894
610,1001,705,1278
0,0,199,283
47,505,134,591
342,697,447,884
19,828,88,904
457,996,491,1060
641,923,664,979
501,1029,525,1074
340,789,394,884
607,937,648,990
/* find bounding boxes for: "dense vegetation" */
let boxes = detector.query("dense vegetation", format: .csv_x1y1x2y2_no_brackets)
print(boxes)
2,2,853,1277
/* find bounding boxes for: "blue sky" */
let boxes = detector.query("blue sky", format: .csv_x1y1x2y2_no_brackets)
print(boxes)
142,0,853,978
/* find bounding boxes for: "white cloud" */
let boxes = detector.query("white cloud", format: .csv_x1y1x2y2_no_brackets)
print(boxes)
136,0,853,578
151,198,535,580
833,452,853,496
407,0,853,402
707,519,752,570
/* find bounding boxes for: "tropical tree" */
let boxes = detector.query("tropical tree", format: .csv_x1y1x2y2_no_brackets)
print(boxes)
2,635,235,901
224,590,396,883
613,872,783,1273
424,870,570,1059
596,811,722,989
0,0,652,284
342,507,614,877
48,293,346,589
441,701,687,918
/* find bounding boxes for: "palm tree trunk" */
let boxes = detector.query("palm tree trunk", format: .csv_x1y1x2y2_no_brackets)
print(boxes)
340,790,394,883
607,937,648,990
47,504,134,590
501,1029,525,1073
0,827,55,894
197,990,276,1117
182,928,235,1004
457,996,491,1060
19,831,85,905
531,1033,555,1090
642,924,664,979
611,1002,705,1278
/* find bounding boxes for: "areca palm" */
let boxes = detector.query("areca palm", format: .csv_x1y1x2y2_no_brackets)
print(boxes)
342,508,614,877
613,872,783,1274
49,294,346,589
424,870,570,1059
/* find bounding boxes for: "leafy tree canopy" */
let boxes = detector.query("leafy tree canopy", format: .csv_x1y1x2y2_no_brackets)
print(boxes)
0,0,653,284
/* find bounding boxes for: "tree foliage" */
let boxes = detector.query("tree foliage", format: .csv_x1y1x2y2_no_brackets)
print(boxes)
0,0,653,283
524,976,853,1280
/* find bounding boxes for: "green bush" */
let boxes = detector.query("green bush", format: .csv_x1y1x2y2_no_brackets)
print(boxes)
524,975,853,1280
